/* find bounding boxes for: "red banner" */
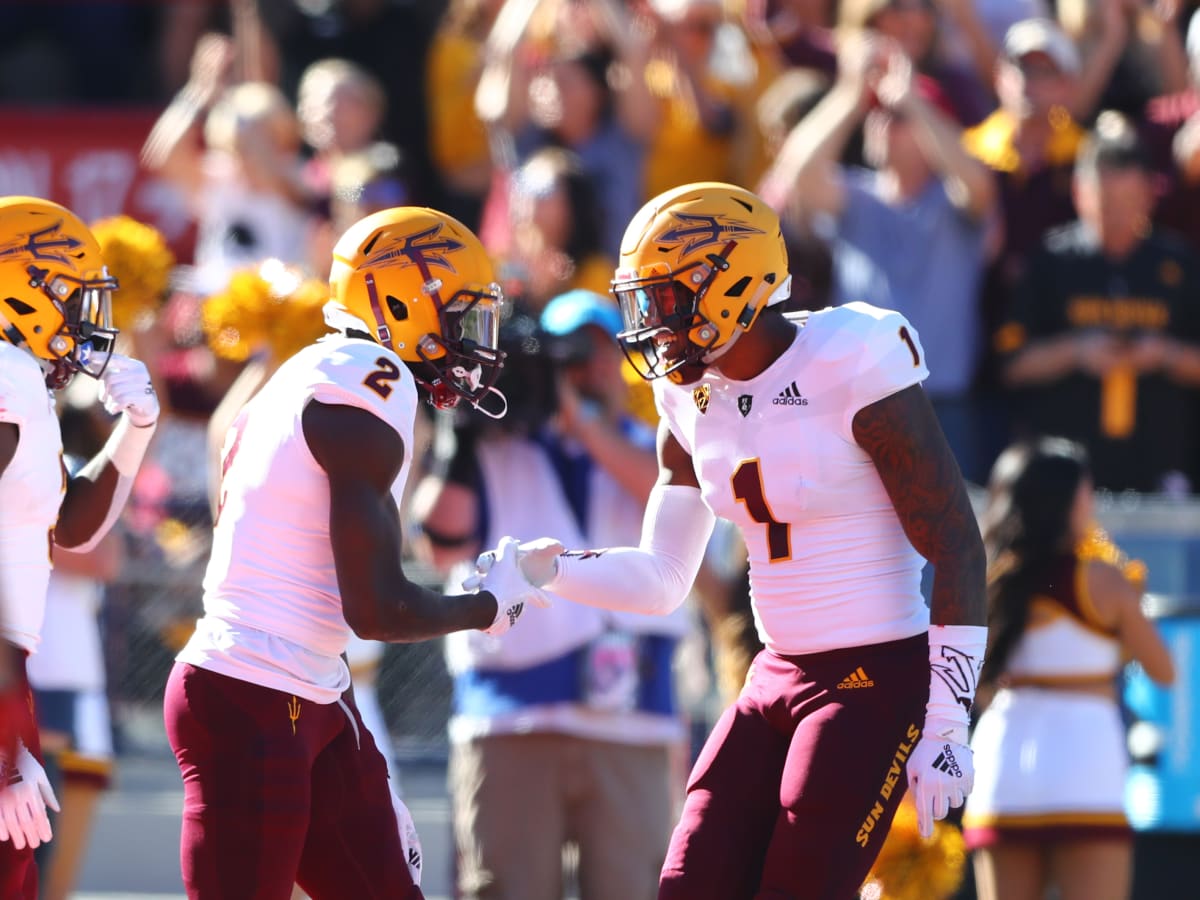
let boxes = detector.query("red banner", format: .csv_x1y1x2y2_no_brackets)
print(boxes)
0,106,196,260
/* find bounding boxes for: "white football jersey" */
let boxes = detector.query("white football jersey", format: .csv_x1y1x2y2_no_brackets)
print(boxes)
0,342,64,652
179,334,416,703
654,302,931,655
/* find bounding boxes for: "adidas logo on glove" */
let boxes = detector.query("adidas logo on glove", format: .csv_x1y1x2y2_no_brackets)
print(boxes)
932,745,963,778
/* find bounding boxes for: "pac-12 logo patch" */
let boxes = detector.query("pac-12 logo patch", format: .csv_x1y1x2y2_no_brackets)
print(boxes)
693,383,710,414
737,394,753,417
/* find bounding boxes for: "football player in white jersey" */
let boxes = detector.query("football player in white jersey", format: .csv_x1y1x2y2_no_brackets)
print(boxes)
0,196,159,896
163,206,544,900
471,182,988,899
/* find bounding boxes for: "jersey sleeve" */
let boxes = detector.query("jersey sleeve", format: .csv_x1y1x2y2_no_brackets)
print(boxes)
308,341,418,442
839,302,930,440
0,344,45,427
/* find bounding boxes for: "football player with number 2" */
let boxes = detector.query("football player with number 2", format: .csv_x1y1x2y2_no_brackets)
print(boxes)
471,182,987,898
0,197,160,898
163,207,544,899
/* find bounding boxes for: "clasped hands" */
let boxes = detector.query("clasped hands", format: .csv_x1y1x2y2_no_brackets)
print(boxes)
464,537,564,636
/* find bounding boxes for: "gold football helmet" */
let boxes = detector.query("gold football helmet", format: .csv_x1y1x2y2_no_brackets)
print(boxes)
0,196,119,388
329,206,508,410
612,182,791,382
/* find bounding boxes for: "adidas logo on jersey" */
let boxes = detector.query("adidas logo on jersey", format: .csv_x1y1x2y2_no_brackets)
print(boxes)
932,746,964,778
837,666,874,689
773,381,808,406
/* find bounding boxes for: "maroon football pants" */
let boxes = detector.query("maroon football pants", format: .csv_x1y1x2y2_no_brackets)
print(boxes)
659,633,929,900
164,662,421,900
0,648,42,900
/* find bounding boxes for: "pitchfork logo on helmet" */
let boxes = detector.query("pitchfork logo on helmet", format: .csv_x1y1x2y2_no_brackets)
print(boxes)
361,223,466,274
612,182,791,384
0,221,86,268
329,207,510,413
0,196,119,390
655,213,766,260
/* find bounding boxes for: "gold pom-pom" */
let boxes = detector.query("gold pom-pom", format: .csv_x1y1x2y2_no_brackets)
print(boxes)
201,260,331,363
860,799,966,900
1077,523,1148,590
90,215,175,331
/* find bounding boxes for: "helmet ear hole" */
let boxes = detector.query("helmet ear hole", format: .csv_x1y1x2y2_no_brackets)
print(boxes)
385,295,408,321
4,297,35,315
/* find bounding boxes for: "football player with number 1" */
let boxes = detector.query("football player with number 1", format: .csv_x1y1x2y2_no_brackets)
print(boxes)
472,182,987,899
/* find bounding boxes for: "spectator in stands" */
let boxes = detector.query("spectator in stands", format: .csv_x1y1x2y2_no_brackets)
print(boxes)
741,0,838,75
1146,11,1200,254
1057,0,1189,120
240,0,441,206
936,0,1051,85
839,0,994,126
760,32,995,480
754,67,835,311
427,0,505,228
498,148,614,313
964,437,1174,900
413,299,683,900
141,33,314,295
296,58,388,207
475,0,656,257
963,17,1089,472
998,112,1200,493
641,0,749,199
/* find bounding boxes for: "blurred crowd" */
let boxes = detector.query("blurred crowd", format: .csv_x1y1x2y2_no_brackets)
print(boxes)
9,0,1200,493
6,0,1200,898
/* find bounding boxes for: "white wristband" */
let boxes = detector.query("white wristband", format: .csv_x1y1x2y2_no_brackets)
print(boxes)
104,414,156,478
926,624,987,744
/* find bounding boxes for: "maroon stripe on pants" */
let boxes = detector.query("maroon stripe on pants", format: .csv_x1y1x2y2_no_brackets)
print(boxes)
0,649,42,900
659,632,929,900
163,662,422,900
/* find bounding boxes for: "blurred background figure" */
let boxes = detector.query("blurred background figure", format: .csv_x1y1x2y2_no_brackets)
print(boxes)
964,437,1175,900
997,112,1200,494
1056,0,1190,121
296,57,389,209
640,0,756,199
427,0,506,229
499,148,614,314
760,30,995,481
413,295,688,900
29,405,122,900
962,16,1089,471
141,33,313,297
475,0,656,258
838,0,994,127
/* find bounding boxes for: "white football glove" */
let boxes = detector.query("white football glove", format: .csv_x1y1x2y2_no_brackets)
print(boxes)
464,537,564,591
98,354,159,428
0,741,60,850
390,788,422,886
475,536,551,636
906,720,975,839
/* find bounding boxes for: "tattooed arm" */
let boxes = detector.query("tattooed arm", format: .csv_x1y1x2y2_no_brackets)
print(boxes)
851,385,986,626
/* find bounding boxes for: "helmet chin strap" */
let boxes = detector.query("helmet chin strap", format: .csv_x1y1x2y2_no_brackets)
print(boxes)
363,273,393,350
472,385,509,420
